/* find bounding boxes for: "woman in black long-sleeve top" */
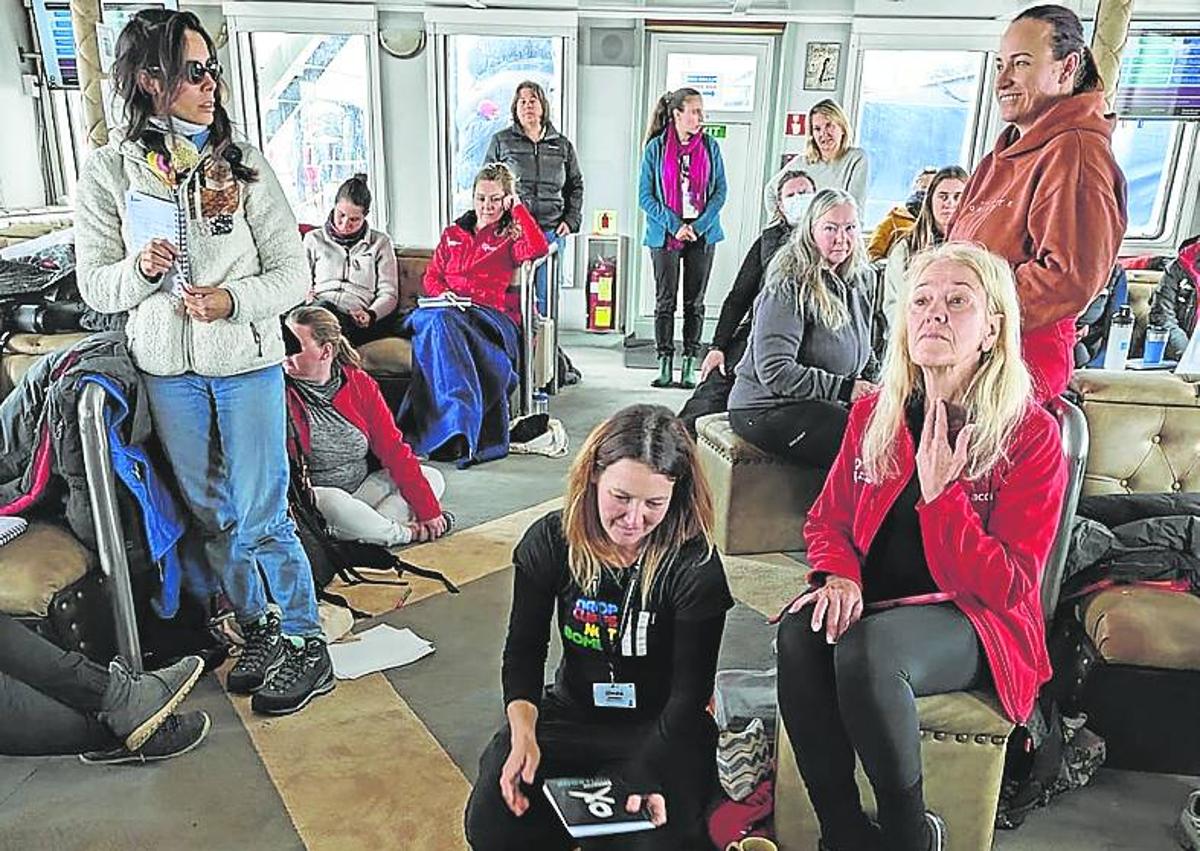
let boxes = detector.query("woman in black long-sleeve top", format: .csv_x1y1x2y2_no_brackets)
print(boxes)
677,167,815,434
464,404,733,850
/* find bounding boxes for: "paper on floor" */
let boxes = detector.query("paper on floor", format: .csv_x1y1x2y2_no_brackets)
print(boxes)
328,624,435,680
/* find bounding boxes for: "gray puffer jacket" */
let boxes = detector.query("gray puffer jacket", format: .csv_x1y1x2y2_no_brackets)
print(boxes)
75,134,307,378
484,124,584,232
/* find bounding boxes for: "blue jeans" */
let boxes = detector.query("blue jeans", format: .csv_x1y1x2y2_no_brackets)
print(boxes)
143,366,321,638
535,230,564,317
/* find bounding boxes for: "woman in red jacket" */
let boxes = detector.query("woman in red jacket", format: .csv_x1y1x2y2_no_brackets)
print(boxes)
400,162,549,465
776,242,1067,851
284,306,449,546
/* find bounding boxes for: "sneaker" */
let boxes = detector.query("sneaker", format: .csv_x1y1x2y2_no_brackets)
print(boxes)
925,811,947,851
251,637,335,715
98,655,205,751
1179,789,1200,850
80,710,211,765
226,611,286,694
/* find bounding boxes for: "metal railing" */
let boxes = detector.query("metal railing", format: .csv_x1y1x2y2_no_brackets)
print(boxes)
77,382,143,672
1042,395,1091,624
517,240,561,418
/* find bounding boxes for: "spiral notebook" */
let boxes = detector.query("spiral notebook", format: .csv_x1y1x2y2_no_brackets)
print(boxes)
0,516,29,547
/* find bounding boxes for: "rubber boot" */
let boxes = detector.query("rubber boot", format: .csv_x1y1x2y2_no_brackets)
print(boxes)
679,355,698,389
651,354,674,388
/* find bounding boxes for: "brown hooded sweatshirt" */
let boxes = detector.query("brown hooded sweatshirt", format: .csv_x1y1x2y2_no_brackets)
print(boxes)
951,91,1127,399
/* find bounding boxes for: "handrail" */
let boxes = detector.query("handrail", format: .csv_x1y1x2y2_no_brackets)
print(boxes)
1042,395,1090,625
518,240,562,417
78,382,143,672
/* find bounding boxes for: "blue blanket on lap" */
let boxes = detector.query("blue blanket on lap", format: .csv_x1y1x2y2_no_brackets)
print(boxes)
398,305,520,469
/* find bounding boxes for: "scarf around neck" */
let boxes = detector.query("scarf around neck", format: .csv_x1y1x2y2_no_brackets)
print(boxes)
325,210,369,248
660,127,710,250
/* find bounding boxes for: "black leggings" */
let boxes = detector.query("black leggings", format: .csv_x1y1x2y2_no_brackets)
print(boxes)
677,334,748,436
776,604,985,851
464,691,717,850
0,612,115,755
650,241,715,358
728,399,849,468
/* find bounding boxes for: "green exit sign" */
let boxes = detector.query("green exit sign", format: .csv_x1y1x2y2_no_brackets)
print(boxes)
703,124,727,139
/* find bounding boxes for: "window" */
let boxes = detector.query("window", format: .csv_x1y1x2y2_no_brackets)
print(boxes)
1111,118,1182,239
48,88,88,202
665,53,757,112
853,49,987,228
442,35,564,220
235,30,375,226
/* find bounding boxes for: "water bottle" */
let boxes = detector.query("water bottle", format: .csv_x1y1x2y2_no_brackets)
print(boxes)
1102,305,1134,371
532,391,549,416
1143,324,1169,365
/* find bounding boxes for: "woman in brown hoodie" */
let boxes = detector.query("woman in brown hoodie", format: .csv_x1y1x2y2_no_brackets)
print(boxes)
950,4,1126,401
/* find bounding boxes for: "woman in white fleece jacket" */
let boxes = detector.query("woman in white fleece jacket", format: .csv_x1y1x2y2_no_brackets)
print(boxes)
75,9,332,719
303,173,401,347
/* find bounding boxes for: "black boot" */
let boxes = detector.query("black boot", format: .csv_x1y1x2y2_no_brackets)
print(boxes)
251,637,335,715
651,354,674,388
876,776,933,851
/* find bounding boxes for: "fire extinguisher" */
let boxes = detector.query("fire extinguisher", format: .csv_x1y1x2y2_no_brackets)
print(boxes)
587,257,615,331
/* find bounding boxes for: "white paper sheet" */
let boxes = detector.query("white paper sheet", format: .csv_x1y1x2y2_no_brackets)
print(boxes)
328,624,435,680
124,189,182,294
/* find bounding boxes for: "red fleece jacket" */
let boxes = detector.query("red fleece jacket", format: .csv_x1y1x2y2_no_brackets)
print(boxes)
804,395,1067,723
286,366,441,522
951,91,1127,399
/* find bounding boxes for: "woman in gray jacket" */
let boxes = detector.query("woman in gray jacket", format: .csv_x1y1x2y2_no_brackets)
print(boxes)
75,10,330,717
728,189,878,467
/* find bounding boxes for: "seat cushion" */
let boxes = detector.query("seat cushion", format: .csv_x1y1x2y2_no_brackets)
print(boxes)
698,412,785,464
1081,586,1200,670
0,522,95,617
357,337,412,377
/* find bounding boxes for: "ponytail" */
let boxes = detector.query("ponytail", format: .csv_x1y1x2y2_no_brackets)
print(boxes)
287,305,363,370
643,87,702,145
1015,4,1105,95
1074,45,1103,94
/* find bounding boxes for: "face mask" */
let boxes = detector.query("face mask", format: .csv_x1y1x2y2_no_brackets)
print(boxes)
906,190,926,217
781,193,814,227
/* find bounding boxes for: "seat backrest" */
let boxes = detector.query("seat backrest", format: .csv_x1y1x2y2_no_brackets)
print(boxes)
1040,396,1090,623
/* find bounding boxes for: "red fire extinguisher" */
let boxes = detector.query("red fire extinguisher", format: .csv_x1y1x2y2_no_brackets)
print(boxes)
587,257,616,331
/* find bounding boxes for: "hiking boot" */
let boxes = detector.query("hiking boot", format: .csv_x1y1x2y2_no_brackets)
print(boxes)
226,612,286,695
925,811,947,851
98,655,205,751
651,354,674,388
80,710,211,765
1179,788,1200,850
679,355,698,389
251,637,335,715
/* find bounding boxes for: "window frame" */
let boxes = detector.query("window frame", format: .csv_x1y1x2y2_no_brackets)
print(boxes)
224,2,389,230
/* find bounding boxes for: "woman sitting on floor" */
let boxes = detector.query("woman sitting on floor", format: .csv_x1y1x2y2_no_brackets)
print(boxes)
775,242,1068,851
303,173,400,347
284,306,449,546
676,165,815,435
464,404,733,850
399,162,549,467
727,188,878,468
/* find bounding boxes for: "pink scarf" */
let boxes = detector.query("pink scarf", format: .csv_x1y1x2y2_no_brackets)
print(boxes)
661,127,710,250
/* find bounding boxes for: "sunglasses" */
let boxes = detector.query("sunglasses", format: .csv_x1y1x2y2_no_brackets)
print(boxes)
182,58,222,85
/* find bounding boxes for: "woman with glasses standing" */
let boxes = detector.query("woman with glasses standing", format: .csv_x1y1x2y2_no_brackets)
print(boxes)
76,10,331,717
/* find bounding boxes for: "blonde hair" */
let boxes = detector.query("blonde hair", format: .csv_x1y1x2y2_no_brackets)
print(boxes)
287,305,363,370
766,188,870,331
474,161,517,195
860,242,1033,481
806,99,853,164
562,405,713,606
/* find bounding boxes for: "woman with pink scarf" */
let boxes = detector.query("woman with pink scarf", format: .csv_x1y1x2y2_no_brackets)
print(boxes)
638,88,728,390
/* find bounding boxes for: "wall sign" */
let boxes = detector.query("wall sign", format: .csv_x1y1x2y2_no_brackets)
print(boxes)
784,112,806,136
804,42,841,92
593,210,617,235
703,124,727,139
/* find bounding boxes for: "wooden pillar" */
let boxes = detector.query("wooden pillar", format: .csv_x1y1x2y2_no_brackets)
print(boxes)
70,0,108,149
1091,0,1136,112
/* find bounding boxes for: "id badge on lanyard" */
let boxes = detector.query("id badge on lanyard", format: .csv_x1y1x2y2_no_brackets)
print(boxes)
593,564,646,709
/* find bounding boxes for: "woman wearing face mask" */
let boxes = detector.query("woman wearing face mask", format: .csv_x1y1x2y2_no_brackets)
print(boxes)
303,173,399,347
639,88,728,390
727,189,879,468
950,4,1126,401
867,167,938,261
464,404,733,850
677,167,816,435
764,100,869,214
880,166,969,339
76,10,331,717
398,163,548,467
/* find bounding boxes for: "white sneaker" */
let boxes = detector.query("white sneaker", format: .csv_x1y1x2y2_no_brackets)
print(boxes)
1180,789,1200,850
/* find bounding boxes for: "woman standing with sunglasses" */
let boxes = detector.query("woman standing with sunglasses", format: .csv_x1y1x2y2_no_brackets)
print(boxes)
76,10,332,717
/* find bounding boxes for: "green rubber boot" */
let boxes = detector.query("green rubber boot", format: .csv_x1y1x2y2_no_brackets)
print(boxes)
679,355,697,389
651,354,674,388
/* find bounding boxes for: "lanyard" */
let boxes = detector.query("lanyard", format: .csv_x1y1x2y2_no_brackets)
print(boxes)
597,562,641,681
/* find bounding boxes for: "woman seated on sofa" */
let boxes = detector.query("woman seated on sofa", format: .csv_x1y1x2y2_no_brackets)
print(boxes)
284,306,448,546
398,162,549,467
464,404,733,850
727,188,878,468
775,242,1068,851
303,174,400,347
676,166,815,435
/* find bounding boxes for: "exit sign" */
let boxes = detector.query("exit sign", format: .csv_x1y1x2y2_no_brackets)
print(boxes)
703,124,727,139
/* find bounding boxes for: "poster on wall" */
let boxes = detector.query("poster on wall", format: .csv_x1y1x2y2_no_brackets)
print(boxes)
804,42,841,91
